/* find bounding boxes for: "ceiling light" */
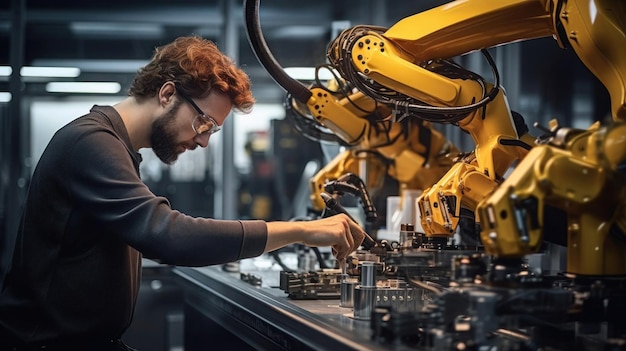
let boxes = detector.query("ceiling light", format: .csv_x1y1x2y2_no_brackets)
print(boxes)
0,67,11,76
70,22,164,39
0,92,11,103
46,82,121,94
0,66,81,78
284,67,337,81
31,59,147,73
271,25,326,39
21,66,80,78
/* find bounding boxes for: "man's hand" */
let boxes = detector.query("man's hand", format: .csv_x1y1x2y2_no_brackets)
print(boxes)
265,214,367,260
301,214,366,260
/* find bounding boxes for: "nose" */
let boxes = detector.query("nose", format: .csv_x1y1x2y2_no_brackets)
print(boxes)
194,133,210,148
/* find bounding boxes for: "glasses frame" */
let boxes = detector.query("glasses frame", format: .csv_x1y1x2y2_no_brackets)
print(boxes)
175,85,221,136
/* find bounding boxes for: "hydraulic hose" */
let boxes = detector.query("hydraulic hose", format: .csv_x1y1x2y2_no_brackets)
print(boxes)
244,0,313,104
324,173,378,223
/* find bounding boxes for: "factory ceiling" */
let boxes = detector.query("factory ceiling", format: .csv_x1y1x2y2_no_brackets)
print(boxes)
0,0,446,103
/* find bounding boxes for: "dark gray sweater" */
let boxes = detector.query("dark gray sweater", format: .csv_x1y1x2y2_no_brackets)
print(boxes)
0,105,267,343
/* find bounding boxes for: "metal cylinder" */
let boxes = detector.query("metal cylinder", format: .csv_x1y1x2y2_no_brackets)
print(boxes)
340,274,358,308
353,286,377,320
360,261,377,287
353,262,378,320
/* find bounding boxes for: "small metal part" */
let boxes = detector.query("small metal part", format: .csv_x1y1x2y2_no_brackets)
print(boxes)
340,274,358,308
353,262,378,320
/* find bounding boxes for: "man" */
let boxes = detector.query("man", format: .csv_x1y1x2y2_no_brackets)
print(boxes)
0,36,366,350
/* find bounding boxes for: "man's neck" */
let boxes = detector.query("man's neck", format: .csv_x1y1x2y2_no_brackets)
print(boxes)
113,97,155,151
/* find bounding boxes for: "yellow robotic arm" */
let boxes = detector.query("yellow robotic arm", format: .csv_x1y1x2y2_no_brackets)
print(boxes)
464,0,626,276
289,76,458,216
327,2,542,238
306,113,457,214
331,0,624,122
326,0,625,243
557,0,626,121
245,1,458,223
478,121,626,276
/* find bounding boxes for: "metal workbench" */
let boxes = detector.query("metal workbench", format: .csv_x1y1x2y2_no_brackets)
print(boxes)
173,261,393,351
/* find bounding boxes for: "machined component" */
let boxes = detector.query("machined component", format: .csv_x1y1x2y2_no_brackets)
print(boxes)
353,262,379,320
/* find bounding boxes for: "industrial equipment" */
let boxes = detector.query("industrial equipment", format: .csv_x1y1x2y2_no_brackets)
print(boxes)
245,0,626,349
326,6,538,241
248,10,460,236
287,80,458,227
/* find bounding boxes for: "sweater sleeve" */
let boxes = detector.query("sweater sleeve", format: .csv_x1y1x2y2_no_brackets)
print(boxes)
65,126,268,266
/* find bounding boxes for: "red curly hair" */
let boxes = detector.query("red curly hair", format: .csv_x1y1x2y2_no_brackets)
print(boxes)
128,36,255,113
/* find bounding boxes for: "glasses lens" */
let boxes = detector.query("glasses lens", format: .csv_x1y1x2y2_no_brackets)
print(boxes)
193,115,220,135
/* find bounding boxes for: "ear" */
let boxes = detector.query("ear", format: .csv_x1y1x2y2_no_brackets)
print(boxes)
158,82,177,107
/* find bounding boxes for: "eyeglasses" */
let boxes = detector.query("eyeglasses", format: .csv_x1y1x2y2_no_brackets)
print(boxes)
175,86,221,136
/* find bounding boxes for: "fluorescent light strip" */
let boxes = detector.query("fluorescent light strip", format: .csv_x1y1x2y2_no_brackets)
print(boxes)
284,67,337,81
31,59,148,73
46,82,121,94
70,22,164,38
0,66,81,78
21,66,80,78
0,92,11,103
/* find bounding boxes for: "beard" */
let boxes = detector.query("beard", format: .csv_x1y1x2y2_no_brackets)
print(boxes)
151,101,182,165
